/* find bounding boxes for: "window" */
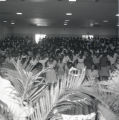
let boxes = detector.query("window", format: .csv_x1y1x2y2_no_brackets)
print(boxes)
82,35,94,40
35,34,46,44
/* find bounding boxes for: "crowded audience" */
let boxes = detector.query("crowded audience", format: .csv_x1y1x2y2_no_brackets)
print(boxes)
0,35,119,82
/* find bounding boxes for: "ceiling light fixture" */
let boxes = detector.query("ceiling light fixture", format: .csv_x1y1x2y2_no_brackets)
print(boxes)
116,25,119,27
116,14,119,17
0,0,7,1
69,0,76,2
65,20,70,21
90,23,94,27
66,13,72,16
11,22,15,25
103,20,109,23
36,24,41,26
16,12,23,15
64,24,68,25
94,22,99,25
64,21,68,23
3,20,7,23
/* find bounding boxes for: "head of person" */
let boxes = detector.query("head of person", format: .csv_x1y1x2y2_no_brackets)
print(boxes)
49,57,53,62
28,51,33,57
36,54,39,60
110,52,114,57
91,64,95,70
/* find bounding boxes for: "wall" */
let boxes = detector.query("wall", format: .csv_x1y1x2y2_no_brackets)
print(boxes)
0,24,11,39
11,25,117,38
117,0,119,37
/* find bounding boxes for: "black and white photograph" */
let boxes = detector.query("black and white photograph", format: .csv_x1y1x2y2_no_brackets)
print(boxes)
0,0,118,120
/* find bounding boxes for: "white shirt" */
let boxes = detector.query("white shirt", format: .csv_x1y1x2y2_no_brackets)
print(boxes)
88,69,99,81
63,56,70,64
107,53,117,65
39,57,48,67
93,55,101,64
78,56,85,63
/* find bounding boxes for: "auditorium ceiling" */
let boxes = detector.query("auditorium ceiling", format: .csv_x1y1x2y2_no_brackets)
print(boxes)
0,0,117,28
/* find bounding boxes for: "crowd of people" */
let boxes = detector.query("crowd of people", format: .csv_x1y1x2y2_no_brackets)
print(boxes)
0,35,119,83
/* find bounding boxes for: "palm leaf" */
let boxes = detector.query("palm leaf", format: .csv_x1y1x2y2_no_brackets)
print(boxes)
0,102,13,120
1,58,49,103
28,70,97,120
1,58,119,120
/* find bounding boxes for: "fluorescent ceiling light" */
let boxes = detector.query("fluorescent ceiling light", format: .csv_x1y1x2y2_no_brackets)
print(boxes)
66,13,72,16
94,22,99,25
116,25,119,27
64,24,68,25
64,21,68,23
0,0,7,1
65,20,70,21
16,12,23,15
69,0,76,2
90,23,94,27
103,20,109,23
3,20,7,23
11,22,15,25
116,14,119,16
36,24,41,26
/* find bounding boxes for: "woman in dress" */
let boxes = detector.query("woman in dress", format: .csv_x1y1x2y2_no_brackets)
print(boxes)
88,64,99,82
99,54,111,81
77,53,85,70
46,57,57,84
107,52,117,71
56,57,65,80
39,54,48,69
92,53,101,69
84,53,94,79
63,53,70,75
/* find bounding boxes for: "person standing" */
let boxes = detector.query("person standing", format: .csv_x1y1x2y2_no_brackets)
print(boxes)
107,52,117,71
46,57,57,84
56,58,65,80
92,53,101,69
99,54,110,80
77,53,85,69
84,53,94,79
87,64,99,82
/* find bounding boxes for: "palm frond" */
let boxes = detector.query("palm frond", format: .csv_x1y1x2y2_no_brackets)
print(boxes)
0,58,51,120
98,104,118,120
28,70,97,120
1,58,49,103
1,58,119,120
0,100,13,120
